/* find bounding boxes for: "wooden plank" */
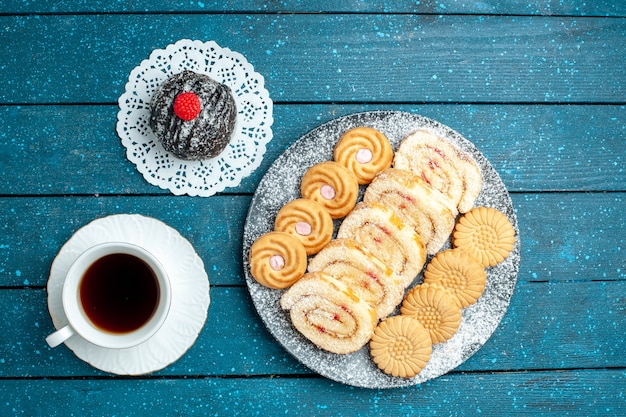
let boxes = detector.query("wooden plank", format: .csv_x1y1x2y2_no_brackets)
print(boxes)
1,370,624,416
0,196,251,288
1,1,624,17
460,280,626,372
1,15,624,104
1,192,624,288
1,279,624,377
1,104,624,196
515,192,626,283
0,287,307,377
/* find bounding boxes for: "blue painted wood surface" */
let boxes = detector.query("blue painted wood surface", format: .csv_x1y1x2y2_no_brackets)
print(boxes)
2,280,625,377
1,370,625,416
1,15,624,104
0,193,624,288
0,1,624,416
2,104,625,195
1,1,626,16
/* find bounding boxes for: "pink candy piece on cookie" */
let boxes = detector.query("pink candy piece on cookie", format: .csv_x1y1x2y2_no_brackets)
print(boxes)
269,255,285,271
356,148,373,164
295,221,312,236
320,185,336,200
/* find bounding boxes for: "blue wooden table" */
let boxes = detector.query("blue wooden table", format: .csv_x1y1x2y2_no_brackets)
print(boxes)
1,1,625,415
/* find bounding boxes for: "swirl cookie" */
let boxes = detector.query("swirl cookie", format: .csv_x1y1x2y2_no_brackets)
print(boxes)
308,238,405,319
274,198,333,256
248,231,308,289
364,168,457,254
280,272,378,354
369,315,432,378
300,161,359,219
400,283,463,344
453,206,516,267
394,130,482,214
423,249,487,308
333,127,393,185
337,201,426,288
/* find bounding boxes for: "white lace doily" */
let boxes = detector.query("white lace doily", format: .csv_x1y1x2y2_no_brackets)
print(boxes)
116,39,273,196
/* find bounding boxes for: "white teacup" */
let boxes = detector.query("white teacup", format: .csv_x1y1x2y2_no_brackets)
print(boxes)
46,242,171,349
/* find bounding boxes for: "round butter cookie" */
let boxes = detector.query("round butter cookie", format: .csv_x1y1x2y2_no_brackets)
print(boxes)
248,231,308,289
369,315,432,378
280,272,378,354
394,129,482,214
337,202,426,288
400,283,462,344
308,238,404,319
453,206,515,267
364,168,456,254
300,161,359,219
333,126,393,185
423,249,487,308
274,198,333,256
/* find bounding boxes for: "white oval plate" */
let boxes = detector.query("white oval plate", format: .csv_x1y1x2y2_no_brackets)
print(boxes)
47,214,210,375
243,111,520,388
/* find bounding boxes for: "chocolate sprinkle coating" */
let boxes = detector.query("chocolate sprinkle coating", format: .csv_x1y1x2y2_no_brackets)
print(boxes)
149,70,237,160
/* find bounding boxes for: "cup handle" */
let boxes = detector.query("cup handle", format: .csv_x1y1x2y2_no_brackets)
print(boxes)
46,324,75,348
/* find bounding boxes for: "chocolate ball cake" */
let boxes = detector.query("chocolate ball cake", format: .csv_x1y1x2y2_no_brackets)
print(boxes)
149,70,237,160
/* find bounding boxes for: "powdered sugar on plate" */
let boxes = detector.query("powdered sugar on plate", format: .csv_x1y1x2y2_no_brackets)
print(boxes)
243,111,520,388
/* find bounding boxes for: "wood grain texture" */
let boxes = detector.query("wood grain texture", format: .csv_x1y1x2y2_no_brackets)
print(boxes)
1,0,625,16
1,15,624,104
1,104,624,196
1,3,624,415
0,196,250,287
0,193,624,288
1,372,624,416
1,280,625,378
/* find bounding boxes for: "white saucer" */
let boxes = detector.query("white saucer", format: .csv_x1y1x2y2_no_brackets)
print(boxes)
47,214,210,375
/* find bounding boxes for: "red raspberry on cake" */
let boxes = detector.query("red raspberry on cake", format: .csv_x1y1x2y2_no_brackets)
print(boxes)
149,70,237,160
173,92,201,121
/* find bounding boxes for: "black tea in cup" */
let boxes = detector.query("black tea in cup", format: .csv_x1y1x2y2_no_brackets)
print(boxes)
79,253,160,333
